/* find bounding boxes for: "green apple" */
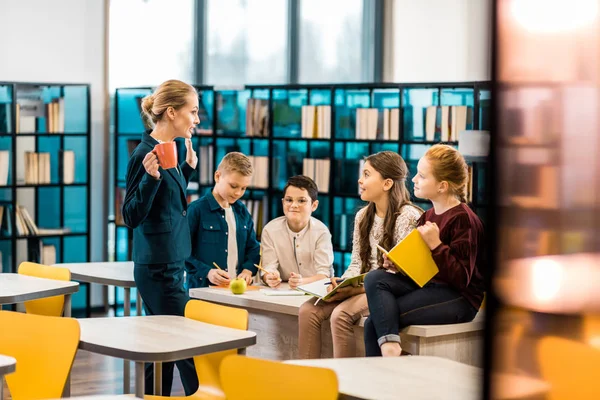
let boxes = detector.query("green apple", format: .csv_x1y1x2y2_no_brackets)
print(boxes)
229,278,247,295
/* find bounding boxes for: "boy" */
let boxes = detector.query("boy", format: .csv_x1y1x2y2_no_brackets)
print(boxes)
261,175,334,289
185,152,260,288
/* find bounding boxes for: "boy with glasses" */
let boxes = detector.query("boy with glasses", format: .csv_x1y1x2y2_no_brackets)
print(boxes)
260,175,334,288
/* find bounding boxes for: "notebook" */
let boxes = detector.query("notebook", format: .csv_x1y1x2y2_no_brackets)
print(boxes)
297,273,368,301
376,229,439,287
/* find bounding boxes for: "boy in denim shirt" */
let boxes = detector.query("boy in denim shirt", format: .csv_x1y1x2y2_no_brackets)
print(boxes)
185,152,260,288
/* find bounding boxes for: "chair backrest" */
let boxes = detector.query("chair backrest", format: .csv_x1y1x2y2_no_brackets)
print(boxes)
0,310,80,400
18,261,71,316
538,336,600,400
184,299,249,393
220,355,338,400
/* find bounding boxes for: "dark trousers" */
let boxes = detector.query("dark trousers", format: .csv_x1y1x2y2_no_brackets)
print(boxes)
134,261,199,395
363,269,478,357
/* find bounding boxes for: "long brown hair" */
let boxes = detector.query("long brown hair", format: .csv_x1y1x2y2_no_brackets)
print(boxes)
358,151,419,273
425,144,469,203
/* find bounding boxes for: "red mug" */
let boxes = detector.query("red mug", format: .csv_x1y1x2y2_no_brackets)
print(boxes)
152,142,178,170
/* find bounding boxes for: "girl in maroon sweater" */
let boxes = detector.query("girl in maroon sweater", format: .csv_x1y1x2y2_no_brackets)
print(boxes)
363,144,485,357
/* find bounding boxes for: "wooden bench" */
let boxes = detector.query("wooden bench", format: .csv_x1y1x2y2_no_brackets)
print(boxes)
189,285,484,366
353,312,485,367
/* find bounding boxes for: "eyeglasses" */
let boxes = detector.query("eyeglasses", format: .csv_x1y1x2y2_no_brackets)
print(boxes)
282,197,310,206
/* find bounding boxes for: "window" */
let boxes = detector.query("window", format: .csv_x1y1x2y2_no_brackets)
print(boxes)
205,0,289,85
109,0,195,90
299,0,364,83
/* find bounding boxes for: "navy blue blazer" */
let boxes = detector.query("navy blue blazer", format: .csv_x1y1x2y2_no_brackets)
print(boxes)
122,133,195,264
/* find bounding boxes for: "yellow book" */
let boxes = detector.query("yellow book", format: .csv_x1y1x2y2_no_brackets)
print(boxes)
376,230,439,287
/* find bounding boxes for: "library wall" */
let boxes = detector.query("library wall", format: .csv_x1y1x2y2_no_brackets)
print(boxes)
391,0,492,82
0,0,107,307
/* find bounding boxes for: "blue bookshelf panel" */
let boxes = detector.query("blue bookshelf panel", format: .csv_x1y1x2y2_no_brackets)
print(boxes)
64,137,88,184
272,89,307,138
310,89,332,106
214,138,252,164
116,134,143,183
198,89,214,133
0,137,12,185
37,137,61,184
272,140,307,190
332,196,365,252
0,190,10,202
334,89,370,139
115,225,131,262
63,235,88,310
370,142,401,153
479,89,491,130
0,85,13,133
372,89,400,108
333,251,352,277
0,240,11,273
440,88,475,107
64,187,87,233
333,142,368,195
37,187,61,229
116,88,152,134
216,90,250,135
402,88,439,141
63,86,89,133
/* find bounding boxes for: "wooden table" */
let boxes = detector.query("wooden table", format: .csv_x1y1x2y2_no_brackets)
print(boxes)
286,356,482,400
190,284,316,359
0,273,79,316
492,373,550,399
78,315,257,398
54,261,139,393
0,355,16,400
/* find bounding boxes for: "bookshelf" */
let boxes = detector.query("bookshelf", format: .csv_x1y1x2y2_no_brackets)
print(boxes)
0,81,91,315
110,81,491,279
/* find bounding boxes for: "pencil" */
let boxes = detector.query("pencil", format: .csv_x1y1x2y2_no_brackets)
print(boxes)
212,262,223,270
254,263,276,277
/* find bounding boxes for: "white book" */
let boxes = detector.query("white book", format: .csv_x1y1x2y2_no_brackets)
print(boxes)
296,278,331,298
259,288,306,296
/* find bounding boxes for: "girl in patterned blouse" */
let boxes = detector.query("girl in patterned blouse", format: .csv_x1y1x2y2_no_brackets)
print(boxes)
298,151,423,359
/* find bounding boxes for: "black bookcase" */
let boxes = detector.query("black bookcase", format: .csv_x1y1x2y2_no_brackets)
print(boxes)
0,81,92,314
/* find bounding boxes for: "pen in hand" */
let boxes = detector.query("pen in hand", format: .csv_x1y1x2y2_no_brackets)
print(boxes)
324,279,344,285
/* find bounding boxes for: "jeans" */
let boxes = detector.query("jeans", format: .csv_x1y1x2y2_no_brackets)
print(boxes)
364,269,477,357
135,261,199,395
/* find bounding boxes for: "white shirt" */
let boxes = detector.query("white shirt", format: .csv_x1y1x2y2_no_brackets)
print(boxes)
224,206,238,278
341,205,423,279
261,216,334,281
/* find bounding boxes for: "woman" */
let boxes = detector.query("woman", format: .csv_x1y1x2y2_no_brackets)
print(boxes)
122,79,199,395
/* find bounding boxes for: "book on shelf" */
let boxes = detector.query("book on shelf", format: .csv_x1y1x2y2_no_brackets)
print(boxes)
354,108,399,140
240,196,268,239
246,99,269,137
12,204,70,236
0,150,9,185
247,156,269,189
63,150,75,184
376,229,439,288
198,145,214,185
301,105,331,139
302,158,330,193
424,105,471,142
115,187,125,226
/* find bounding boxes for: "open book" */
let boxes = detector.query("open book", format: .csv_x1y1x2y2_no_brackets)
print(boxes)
376,229,439,287
297,273,368,301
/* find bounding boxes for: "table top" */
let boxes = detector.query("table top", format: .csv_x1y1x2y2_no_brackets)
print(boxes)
78,315,256,363
492,373,550,400
0,273,79,304
54,262,135,287
189,283,309,316
0,354,16,376
496,252,600,314
286,356,482,400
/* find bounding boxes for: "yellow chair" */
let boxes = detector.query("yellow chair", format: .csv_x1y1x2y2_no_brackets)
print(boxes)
0,310,80,400
538,336,600,399
220,355,338,400
18,261,71,316
145,299,249,400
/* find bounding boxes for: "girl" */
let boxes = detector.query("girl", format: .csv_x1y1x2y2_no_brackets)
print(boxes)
298,151,422,358
363,144,485,357
122,80,199,394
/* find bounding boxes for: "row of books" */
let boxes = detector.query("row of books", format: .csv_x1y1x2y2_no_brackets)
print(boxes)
246,99,269,137
354,108,400,140
197,146,214,185
302,158,331,193
239,197,268,239
0,99,67,134
301,106,331,139
0,204,70,237
247,156,269,189
424,105,471,142
6,150,75,185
